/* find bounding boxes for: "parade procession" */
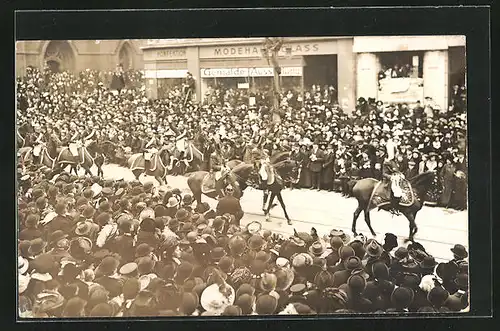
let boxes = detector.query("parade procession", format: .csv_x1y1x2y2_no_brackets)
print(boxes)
16,37,469,317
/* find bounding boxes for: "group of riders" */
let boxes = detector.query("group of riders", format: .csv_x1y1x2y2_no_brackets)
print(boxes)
18,114,410,215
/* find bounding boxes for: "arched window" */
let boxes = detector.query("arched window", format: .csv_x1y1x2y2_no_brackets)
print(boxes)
118,42,134,70
43,40,75,73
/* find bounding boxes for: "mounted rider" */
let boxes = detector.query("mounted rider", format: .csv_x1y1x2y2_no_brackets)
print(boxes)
382,139,404,215
169,123,190,170
69,127,96,161
252,148,274,191
143,131,160,171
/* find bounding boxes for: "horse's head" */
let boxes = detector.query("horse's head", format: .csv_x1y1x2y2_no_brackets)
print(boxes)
409,171,437,198
274,159,300,184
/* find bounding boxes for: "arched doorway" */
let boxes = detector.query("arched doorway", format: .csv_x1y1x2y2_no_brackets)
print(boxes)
118,42,134,70
43,41,75,73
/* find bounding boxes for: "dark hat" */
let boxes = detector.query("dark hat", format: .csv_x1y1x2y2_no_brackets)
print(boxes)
96,256,119,277
384,233,398,248
308,241,326,256
175,208,191,222
365,241,383,258
228,235,247,256
49,230,68,245
420,256,438,270
347,274,367,293
427,286,450,308
31,254,56,274
210,247,226,262
290,283,307,295
90,303,114,317
450,244,468,259
314,270,335,290
62,297,87,317
247,234,265,251
394,247,409,260
135,243,154,258
344,256,362,271
28,238,47,256
329,229,351,245
339,246,355,261
391,287,414,309
372,261,390,280
402,273,422,290
255,294,278,315
255,250,272,264
330,236,344,250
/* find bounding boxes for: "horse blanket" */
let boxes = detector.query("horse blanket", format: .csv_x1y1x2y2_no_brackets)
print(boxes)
201,170,227,194
368,178,415,210
131,153,163,172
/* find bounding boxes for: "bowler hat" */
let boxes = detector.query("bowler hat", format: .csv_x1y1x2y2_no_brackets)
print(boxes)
308,241,326,256
450,244,468,259
365,241,383,257
247,234,265,251
344,256,362,271
49,230,68,245
28,238,47,256
391,286,414,308
420,256,438,270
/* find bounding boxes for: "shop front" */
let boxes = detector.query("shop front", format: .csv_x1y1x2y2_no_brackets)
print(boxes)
354,35,466,110
141,37,356,111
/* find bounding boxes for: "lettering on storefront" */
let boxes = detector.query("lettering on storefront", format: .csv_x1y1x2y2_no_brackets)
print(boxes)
209,43,321,58
154,48,186,59
201,67,302,78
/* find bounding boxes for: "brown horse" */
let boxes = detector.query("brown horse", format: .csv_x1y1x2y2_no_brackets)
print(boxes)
127,146,171,185
351,171,436,242
187,169,243,206
51,141,100,177
168,141,210,175
229,161,299,225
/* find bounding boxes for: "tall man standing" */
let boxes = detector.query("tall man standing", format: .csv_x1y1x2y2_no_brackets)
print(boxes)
309,142,324,191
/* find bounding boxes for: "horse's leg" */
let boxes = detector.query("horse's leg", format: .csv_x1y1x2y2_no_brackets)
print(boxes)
84,165,93,177
276,191,292,225
402,209,418,243
155,175,165,186
264,192,276,222
363,208,377,237
262,190,269,212
352,201,364,236
132,170,142,181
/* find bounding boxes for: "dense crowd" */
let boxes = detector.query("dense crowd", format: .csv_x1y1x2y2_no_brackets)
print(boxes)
18,175,469,317
17,66,467,209
16,66,469,317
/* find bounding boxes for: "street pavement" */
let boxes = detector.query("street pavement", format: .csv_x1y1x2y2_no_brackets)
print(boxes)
88,163,468,262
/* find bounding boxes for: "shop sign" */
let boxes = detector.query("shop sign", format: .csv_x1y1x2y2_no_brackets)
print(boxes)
144,48,187,60
200,41,334,58
378,77,424,104
201,67,302,78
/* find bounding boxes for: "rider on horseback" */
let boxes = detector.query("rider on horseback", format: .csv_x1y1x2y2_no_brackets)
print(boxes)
169,123,190,171
382,153,404,216
70,127,96,160
143,133,159,171
253,148,273,191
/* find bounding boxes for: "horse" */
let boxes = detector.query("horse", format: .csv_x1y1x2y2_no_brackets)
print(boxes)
351,171,436,242
270,151,291,165
187,168,243,206
229,161,299,225
49,141,100,177
168,141,209,175
127,145,171,185
99,140,129,167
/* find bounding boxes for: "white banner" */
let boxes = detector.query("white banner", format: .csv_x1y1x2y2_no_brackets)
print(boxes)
200,67,302,78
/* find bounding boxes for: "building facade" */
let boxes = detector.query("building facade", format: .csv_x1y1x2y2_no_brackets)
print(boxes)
141,37,356,111
353,35,466,110
16,40,145,75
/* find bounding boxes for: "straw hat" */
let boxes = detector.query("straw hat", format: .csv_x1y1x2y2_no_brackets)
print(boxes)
200,283,235,315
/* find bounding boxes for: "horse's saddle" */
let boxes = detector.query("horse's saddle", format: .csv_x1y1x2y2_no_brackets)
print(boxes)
146,153,160,172
370,178,415,209
202,171,226,194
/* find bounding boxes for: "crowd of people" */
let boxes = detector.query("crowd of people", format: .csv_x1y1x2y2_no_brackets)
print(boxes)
18,174,469,317
16,66,469,317
17,66,467,210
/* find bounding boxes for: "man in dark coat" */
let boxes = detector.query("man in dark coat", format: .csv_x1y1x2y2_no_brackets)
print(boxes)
452,152,467,210
110,64,126,92
322,144,335,191
308,142,324,190
216,186,244,226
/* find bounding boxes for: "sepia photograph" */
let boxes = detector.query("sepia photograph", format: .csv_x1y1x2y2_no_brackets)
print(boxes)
16,35,469,318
